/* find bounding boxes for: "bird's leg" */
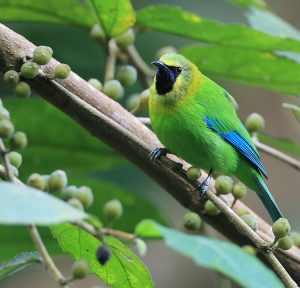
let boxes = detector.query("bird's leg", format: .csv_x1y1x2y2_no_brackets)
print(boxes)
197,169,213,198
150,148,170,161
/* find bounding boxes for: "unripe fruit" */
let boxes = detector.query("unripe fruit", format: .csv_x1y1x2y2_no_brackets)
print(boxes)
215,175,233,195
7,151,22,168
235,208,249,217
245,113,265,133
15,82,31,99
0,120,14,138
96,245,111,265
204,200,220,216
20,62,40,79
88,78,102,91
48,169,68,192
60,185,77,201
74,186,94,208
186,166,201,181
33,46,53,65
135,238,147,257
291,232,300,248
10,131,28,150
4,70,20,85
126,93,140,111
155,46,177,60
241,214,258,231
103,199,123,221
278,236,293,250
272,218,291,239
139,89,150,109
0,107,10,120
182,211,202,231
90,23,106,44
116,65,137,87
103,80,124,100
27,173,46,190
54,64,71,79
68,198,84,210
115,28,135,48
232,182,247,199
71,260,90,279
242,245,257,256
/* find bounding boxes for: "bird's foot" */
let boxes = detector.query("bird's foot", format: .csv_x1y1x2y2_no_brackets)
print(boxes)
196,169,213,199
150,148,170,162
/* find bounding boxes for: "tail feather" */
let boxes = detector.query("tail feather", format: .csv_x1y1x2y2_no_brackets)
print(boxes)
257,176,283,222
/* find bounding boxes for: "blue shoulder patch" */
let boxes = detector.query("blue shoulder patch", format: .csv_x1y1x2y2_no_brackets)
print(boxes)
204,116,268,178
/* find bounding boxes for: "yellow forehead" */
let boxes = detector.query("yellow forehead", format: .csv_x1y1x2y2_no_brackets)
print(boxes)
159,56,180,67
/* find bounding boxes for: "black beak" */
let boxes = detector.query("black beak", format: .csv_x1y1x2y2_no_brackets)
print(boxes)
151,61,170,74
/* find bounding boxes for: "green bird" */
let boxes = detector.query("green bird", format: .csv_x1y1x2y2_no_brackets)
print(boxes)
149,53,282,222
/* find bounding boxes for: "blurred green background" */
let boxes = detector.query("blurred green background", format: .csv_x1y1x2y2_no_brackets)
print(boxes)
1,0,300,287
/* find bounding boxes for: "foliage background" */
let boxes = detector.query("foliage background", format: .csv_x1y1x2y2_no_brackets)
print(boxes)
1,0,300,287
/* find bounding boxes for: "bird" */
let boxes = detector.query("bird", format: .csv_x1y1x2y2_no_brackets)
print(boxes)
149,53,282,222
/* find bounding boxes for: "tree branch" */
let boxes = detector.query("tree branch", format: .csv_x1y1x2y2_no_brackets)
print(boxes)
1,23,300,285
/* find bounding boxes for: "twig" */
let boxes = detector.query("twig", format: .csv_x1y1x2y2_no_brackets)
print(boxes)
104,39,118,82
1,23,300,284
253,136,300,171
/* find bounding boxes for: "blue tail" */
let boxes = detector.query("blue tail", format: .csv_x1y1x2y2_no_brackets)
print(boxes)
257,176,283,222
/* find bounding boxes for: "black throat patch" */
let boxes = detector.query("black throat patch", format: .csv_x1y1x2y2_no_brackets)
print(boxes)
155,65,182,95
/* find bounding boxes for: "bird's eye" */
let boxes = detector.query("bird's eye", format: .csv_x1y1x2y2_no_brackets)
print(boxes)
175,67,182,73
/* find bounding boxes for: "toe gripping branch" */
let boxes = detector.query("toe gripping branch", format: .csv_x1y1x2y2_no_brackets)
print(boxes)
150,148,170,161
197,169,213,199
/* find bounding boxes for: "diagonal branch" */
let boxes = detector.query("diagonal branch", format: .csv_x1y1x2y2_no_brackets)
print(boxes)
0,23,299,286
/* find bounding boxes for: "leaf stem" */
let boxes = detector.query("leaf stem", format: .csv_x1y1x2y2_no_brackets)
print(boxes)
104,39,118,82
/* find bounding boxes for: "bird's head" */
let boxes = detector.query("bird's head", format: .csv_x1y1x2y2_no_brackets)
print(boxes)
151,53,198,103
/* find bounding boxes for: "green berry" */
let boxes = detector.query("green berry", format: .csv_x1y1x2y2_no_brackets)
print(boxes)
291,232,300,248
103,80,124,100
186,166,201,181
0,120,14,138
242,245,257,256
54,64,71,79
4,70,20,85
0,107,10,120
60,185,77,201
88,78,102,91
115,28,135,48
48,169,68,192
235,208,249,217
103,199,123,221
10,131,28,150
116,65,137,87
90,23,106,44
204,200,221,216
7,151,22,168
20,62,40,79
135,238,147,257
245,113,265,133
126,93,140,111
232,182,247,199
241,214,258,231
155,46,177,60
33,46,53,65
71,260,90,279
96,245,111,265
182,211,202,231
278,236,293,250
139,89,150,109
74,186,94,208
272,218,291,239
215,175,233,195
15,82,31,99
68,198,84,210
27,173,46,190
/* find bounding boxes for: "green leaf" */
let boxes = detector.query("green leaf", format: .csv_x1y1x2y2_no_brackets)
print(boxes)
180,44,300,95
135,219,163,238
0,182,87,225
258,133,300,158
137,4,300,54
0,252,41,280
4,98,125,178
283,103,300,122
0,0,94,29
51,223,154,288
88,0,135,37
228,0,267,9
155,223,283,288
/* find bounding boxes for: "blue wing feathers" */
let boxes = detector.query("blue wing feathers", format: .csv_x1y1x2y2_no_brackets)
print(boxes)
204,117,268,178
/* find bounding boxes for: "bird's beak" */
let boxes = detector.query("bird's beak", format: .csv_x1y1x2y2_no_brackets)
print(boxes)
151,61,170,74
